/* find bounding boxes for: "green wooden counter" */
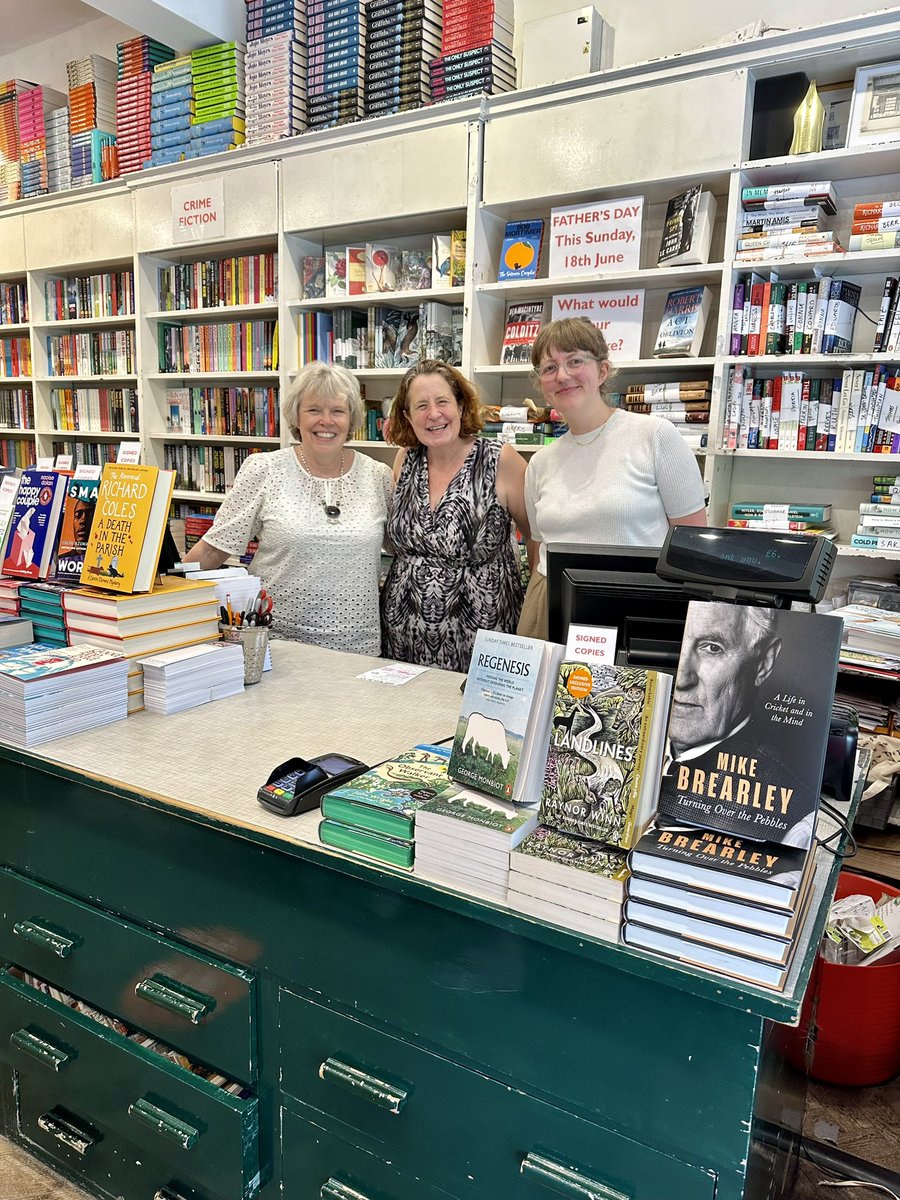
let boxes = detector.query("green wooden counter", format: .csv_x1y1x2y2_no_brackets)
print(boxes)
0,642,842,1200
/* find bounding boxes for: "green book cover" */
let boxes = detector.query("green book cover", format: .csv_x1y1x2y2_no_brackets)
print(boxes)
320,745,456,839
318,818,414,869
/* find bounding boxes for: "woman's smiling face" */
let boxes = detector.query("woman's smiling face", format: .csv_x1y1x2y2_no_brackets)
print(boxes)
406,373,462,446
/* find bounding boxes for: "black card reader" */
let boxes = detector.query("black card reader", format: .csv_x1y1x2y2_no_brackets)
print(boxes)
257,753,368,817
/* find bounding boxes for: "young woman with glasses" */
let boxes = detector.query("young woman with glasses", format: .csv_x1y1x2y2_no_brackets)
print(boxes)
518,316,707,639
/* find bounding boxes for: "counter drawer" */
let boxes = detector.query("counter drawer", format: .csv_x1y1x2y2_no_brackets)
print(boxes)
16,1072,226,1200
0,970,258,1200
0,867,255,1083
282,1104,457,1200
280,989,716,1200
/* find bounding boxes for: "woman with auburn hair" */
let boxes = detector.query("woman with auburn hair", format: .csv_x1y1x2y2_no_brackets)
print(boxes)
381,359,529,672
519,316,707,639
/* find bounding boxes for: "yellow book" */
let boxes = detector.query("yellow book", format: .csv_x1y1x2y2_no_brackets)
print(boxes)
80,463,176,595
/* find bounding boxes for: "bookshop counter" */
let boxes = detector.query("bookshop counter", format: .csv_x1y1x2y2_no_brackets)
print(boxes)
0,642,844,1200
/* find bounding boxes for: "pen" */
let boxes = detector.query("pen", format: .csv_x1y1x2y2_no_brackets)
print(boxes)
226,594,233,625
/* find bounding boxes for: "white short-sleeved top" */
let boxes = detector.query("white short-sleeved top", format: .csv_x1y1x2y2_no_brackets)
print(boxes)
203,446,393,653
525,408,706,575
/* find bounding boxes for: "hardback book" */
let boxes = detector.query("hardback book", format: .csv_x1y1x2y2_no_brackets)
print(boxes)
346,245,366,295
652,286,712,358
497,218,545,281
624,871,810,938
325,247,347,297
52,465,102,582
730,502,832,523
511,824,630,902
375,306,420,368
302,256,326,300
820,279,862,354
539,661,672,850
449,229,466,287
318,817,415,870
656,600,841,848
623,896,797,965
364,243,400,293
657,185,717,267
398,248,432,290
448,628,565,805
500,299,549,365
621,919,793,990
834,604,900,655
319,744,458,839
61,574,219,619
1,469,68,581
414,789,541,850
432,232,452,288
67,614,221,659
505,886,620,942
80,463,176,594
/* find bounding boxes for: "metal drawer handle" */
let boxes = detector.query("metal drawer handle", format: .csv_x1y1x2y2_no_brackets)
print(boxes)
37,1110,97,1156
135,975,215,1024
10,1027,73,1071
321,1178,375,1200
13,919,78,958
128,1097,200,1151
318,1056,409,1115
520,1152,630,1200
154,1189,191,1200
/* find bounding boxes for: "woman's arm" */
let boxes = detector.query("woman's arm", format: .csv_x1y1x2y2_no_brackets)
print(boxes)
668,507,707,528
391,447,407,484
496,443,530,539
182,538,231,569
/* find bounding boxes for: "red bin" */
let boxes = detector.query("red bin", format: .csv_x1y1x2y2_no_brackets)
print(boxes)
786,871,900,1086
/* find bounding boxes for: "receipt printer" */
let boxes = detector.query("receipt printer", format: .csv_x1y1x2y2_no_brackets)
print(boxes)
822,706,859,807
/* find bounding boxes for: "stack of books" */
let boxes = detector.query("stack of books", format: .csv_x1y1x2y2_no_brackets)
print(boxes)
430,0,516,101
0,80,34,203
507,826,628,942
307,0,366,129
19,581,70,646
0,614,32,648
66,54,118,187
45,104,71,193
364,0,442,118
0,642,128,749
319,744,455,869
736,181,842,262
140,641,244,715
115,35,174,176
726,499,834,539
832,603,900,676
622,600,842,991
149,56,194,167
62,575,221,714
852,474,900,551
17,84,67,198
622,379,710,452
245,0,307,145
847,200,900,254
189,43,246,159
0,576,24,614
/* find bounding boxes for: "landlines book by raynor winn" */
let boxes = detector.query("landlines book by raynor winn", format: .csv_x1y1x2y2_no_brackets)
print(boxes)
447,628,565,806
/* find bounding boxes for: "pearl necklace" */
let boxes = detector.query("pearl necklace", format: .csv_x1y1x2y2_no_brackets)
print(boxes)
298,445,346,522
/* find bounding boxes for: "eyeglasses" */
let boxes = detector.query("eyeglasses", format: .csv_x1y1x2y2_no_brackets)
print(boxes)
535,354,599,380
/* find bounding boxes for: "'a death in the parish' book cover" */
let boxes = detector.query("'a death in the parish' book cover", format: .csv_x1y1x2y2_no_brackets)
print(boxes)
656,601,841,848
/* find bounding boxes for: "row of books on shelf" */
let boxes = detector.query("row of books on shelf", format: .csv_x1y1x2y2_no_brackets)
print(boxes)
722,365,900,454
850,472,900,550
47,329,135,377
0,336,32,378
0,281,27,325
156,252,278,312
0,387,33,428
163,441,261,495
728,275,860,357
300,301,463,368
44,269,135,321
302,232,465,300
165,384,280,438
157,319,278,373
50,386,138,434
725,499,833,537
316,603,847,991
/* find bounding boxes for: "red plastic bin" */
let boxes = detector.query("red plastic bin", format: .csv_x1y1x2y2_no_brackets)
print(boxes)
786,870,900,1086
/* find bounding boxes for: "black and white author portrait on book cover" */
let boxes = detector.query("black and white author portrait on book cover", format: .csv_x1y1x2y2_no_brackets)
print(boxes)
657,601,841,848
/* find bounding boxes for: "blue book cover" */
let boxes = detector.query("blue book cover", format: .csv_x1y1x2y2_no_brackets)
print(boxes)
0,642,124,683
2,470,68,581
497,219,545,281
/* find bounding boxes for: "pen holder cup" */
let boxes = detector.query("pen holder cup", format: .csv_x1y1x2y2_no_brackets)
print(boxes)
219,622,269,685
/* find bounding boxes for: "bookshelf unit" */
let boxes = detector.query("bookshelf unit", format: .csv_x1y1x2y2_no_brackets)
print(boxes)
279,100,480,463
0,212,33,469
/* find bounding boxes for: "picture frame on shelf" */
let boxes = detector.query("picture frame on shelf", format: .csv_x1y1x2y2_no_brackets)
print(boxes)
818,81,853,151
847,60,900,147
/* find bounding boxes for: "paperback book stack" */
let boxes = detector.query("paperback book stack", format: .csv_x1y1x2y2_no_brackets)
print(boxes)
726,499,834,539
0,642,128,749
624,600,842,991
481,401,550,447
852,474,900,551
19,581,70,647
149,56,194,167
115,35,175,176
737,181,842,262
66,55,118,187
307,0,366,130
45,105,71,193
189,43,246,159
319,743,457,868
140,641,244,715
429,0,516,101
0,80,34,203
364,0,442,118
17,84,67,198
622,379,710,452
832,602,900,677
847,199,900,254
244,0,308,146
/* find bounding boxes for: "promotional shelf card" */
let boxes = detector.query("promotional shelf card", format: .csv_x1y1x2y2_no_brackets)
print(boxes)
549,196,644,276
564,623,617,665
551,289,645,360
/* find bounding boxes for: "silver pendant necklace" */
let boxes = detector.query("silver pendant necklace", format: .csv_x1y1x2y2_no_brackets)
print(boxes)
298,445,345,522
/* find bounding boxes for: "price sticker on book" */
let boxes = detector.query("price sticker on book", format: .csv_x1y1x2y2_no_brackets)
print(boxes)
565,623,617,665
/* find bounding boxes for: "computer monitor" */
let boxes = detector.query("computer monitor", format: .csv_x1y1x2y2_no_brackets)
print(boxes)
546,542,694,671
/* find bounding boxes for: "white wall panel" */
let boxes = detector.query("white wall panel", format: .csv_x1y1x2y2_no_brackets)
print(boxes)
24,191,133,269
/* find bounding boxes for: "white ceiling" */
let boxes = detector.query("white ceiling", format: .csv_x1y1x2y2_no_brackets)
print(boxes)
0,0,101,55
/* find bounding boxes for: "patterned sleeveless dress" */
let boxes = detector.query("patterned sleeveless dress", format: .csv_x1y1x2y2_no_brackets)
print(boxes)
381,439,524,672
